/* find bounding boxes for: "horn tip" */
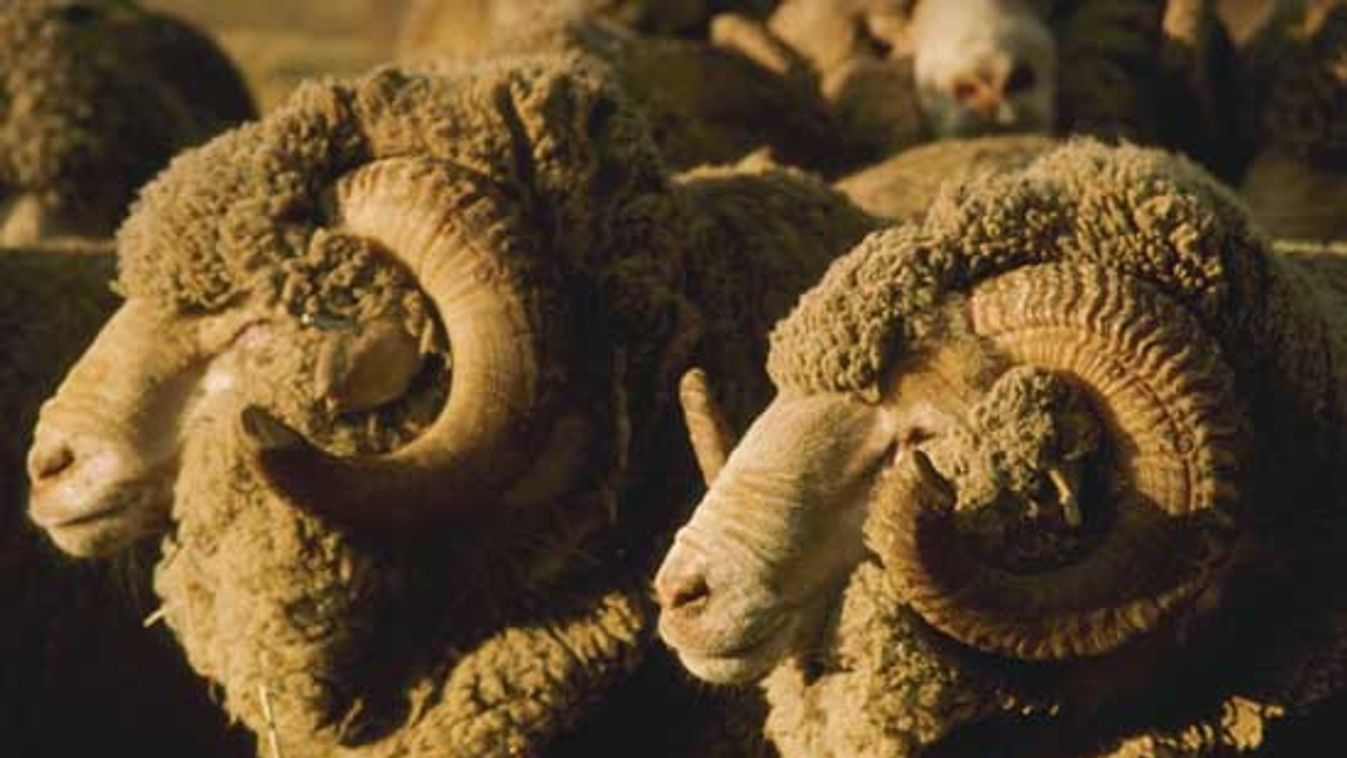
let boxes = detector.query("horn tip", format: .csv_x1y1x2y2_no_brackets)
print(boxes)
239,406,308,454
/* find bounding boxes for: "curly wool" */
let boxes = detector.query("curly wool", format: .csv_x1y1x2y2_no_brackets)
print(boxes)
155,405,646,757
118,58,671,315
762,563,1028,757
0,0,254,234
767,138,1267,396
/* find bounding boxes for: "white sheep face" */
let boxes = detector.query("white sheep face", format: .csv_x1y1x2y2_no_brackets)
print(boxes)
655,345,985,684
912,0,1057,137
655,392,901,683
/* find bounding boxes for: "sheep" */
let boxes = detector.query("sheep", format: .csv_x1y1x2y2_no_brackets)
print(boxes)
0,242,252,754
654,139,1347,755
394,3,834,171
0,0,256,245
1238,0,1347,240
711,0,1247,176
396,0,779,55
24,57,876,756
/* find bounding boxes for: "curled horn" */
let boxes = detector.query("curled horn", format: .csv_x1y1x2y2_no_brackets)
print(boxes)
877,263,1248,660
679,368,736,485
242,156,551,529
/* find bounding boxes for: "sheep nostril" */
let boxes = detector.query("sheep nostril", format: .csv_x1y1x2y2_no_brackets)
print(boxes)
29,442,75,483
951,78,980,104
657,573,712,614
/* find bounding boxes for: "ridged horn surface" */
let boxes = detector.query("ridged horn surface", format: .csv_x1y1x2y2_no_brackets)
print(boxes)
680,368,736,485
882,263,1248,660
244,157,547,529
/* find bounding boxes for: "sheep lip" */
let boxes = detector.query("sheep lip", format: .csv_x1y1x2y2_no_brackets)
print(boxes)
660,611,794,684
669,633,785,685
29,498,128,529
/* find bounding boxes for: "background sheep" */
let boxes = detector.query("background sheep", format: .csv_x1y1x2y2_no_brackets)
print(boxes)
1237,0,1347,240
655,140,1347,755
393,1,835,171
26,58,875,755
0,0,255,244
711,0,1247,177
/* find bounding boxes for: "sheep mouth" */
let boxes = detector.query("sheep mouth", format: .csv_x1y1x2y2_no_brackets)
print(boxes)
31,500,128,529
29,474,174,556
661,609,800,685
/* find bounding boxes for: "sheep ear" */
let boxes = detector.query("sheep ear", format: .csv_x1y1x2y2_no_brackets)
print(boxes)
679,368,737,486
314,319,424,414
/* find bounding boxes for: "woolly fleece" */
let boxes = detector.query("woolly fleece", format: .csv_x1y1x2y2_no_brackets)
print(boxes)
0,0,254,237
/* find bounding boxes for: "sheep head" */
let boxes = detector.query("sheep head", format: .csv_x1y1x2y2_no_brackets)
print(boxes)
660,262,1247,684
911,0,1057,138
27,62,670,558
656,140,1273,698
0,0,254,244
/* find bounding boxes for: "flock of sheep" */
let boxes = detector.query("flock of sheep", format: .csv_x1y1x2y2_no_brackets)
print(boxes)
2,0,1346,756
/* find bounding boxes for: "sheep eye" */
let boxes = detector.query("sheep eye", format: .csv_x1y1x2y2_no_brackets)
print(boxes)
1006,63,1037,94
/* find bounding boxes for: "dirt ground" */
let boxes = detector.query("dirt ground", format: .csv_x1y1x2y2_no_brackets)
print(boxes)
146,0,1279,113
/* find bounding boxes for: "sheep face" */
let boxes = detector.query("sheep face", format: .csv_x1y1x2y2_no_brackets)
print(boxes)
27,280,430,557
654,349,977,684
912,0,1057,137
659,262,1248,685
653,391,894,683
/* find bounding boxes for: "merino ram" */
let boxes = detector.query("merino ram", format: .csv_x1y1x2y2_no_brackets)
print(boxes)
0,0,255,244
25,59,875,756
657,139,1347,755
711,0,1245,176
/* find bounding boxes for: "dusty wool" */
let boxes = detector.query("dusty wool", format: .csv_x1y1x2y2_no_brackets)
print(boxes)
0,0,254,231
